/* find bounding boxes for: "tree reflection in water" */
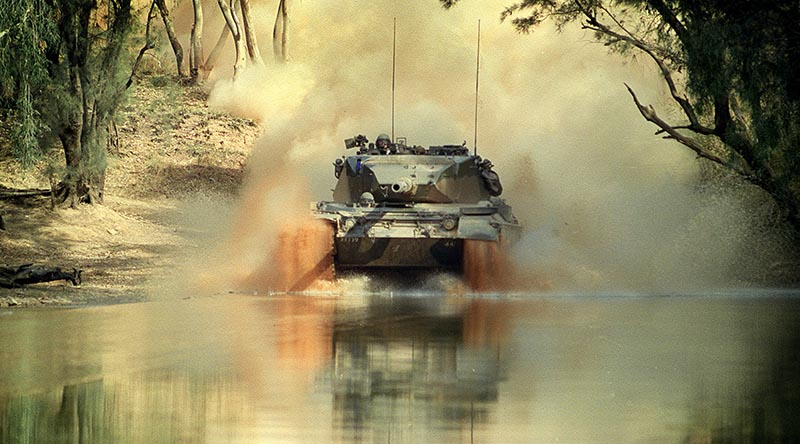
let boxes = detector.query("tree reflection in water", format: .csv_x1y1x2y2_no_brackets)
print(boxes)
683,328,800,444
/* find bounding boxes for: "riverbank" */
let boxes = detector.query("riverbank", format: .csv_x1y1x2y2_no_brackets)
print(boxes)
0,78,262,307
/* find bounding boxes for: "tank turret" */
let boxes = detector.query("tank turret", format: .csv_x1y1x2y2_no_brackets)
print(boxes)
331,138,501,205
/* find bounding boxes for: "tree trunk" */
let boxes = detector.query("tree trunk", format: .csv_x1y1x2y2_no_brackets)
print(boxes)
239,0,263,65
154,0,185,77
189,0,204,82
202,26,230,80
272,0,290,62
217,0,246,78
60,66,85,208
57,64,106,206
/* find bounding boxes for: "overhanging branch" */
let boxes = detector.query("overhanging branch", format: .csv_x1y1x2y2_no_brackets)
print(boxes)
646,0,690,44
624,83,754,180
578,6,714,136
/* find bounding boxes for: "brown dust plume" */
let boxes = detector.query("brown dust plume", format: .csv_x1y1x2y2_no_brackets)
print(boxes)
191,0,794,292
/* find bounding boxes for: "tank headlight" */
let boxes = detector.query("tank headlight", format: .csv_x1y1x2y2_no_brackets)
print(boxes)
343,218,356,231
442,217,457,230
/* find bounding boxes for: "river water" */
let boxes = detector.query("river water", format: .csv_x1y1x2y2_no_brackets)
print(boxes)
1,290,799,444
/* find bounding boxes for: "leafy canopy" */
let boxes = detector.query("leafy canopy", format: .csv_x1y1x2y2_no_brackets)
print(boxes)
1,0,133,170
0,0,59,166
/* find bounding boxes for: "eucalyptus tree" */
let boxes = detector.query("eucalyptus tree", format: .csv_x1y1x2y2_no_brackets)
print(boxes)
240,0,264,65
189,0,204,82
273,0,291,62
1,0,133,206
216,0,247,77
154,0,185,77
192,0,264,81
442,0,800,233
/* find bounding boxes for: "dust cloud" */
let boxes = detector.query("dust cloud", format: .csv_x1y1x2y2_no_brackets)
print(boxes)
182,0,792,293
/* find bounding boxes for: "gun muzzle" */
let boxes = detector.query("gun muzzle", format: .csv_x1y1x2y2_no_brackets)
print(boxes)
391,177,417,195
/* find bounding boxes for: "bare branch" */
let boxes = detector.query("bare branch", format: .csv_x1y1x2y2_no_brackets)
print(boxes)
597,3,634,39
202,25,230,80
625,83,754,180
126,1,157,89
216,0,239,38
189,0,204,82
646,0,690,44
273,0,290,62
655,125,694,134
580,13,714,136
154,0,185,77
217,0,246,77
239,0,264,65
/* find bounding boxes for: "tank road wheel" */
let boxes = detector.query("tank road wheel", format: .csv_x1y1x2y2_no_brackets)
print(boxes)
462,239,511,292
275,220,335,292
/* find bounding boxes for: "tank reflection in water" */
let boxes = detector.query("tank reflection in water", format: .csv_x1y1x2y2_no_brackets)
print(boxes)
330,297,507,443
1,291,799,444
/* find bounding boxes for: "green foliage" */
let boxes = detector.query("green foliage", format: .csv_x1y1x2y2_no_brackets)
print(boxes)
0,0,59,166
1,0,133,203
9,83,41,167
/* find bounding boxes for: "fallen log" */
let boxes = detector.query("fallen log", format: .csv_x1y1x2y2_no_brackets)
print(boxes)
0,264,82,288
0,186,51,199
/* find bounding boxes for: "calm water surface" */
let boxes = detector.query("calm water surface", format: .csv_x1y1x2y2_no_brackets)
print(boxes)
1,290,799,443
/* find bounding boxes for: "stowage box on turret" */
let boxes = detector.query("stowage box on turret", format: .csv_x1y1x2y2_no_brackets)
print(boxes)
313,134,521,270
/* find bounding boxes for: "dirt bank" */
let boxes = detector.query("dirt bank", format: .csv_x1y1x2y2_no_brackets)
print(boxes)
0,78,262,307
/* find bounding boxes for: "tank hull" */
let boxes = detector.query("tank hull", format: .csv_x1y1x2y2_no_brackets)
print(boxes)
313,201,520,270
335,237,463,268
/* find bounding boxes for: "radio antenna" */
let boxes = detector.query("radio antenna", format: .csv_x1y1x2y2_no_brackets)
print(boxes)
391,17,397,142
473,19,481,156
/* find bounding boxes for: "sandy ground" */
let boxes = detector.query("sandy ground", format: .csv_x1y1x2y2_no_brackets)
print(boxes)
0,79,262,307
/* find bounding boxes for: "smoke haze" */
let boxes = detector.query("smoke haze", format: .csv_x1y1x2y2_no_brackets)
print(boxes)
178,0,792,293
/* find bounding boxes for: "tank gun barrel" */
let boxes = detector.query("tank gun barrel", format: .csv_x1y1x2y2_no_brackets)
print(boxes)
390,177,417,195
